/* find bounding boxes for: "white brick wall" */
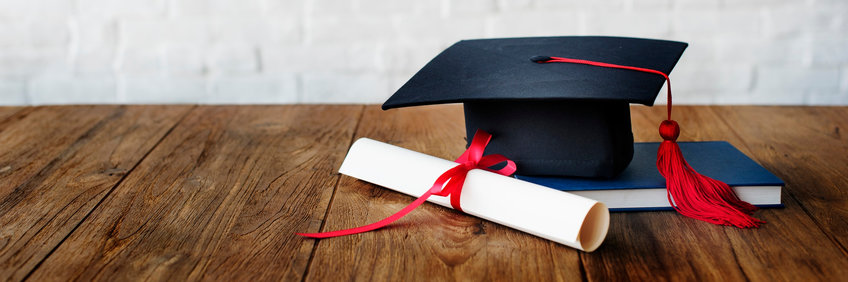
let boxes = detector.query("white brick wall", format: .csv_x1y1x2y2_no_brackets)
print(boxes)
0,0,846,105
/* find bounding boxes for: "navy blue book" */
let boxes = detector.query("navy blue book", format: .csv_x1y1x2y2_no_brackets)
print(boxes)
516,141,784,212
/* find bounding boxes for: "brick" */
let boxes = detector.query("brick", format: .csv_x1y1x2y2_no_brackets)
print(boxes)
671,10,762,36
447,0,497,16
0,20,70,50
29,21,73,48
630,0,672,10
71,18,119,75
28,75,117,105
264,0,307,16
208,44,259,74
810,36,848,66
211,17,301,45
714,36,809,65
173,0,263,17
0,0,73,20
358,0,440,16
77,0,166,19
261,18,303,45
535,0,626,10
673,0,720,10
495,0,534,11
583,11,671,38
653,84,721,105
0,79,27,105
121,76,207,103
0,0,843,106
164,44,208,75
262,42,383,72
118,20,210,75
806,91,848,105
713,90,809,105
668,91,717,105
379,41,446,73
755,65,840,92
117,45,166,75
308,16,394,43
305,0,357,16
672,62,753,92
122,17,300,52
666,39,717,63
724,0,807,9
394,16,486,42
745,92,807,105
207,74,297,104
0,48,70,76
300,72,389,103
762,3,842,38
121,19,210,47
712,91,757,105
259,18,304,44
841,65,848,92
487,11,582,38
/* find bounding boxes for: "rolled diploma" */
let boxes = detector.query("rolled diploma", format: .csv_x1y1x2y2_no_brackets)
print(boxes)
339,138,610,252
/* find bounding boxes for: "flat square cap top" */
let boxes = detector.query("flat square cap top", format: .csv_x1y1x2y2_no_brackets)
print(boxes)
383,36,688,110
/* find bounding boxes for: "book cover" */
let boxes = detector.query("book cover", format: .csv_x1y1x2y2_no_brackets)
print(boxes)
516,141,784,211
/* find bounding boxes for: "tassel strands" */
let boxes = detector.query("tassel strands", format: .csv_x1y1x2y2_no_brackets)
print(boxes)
658,120,764,228
534,56,764,228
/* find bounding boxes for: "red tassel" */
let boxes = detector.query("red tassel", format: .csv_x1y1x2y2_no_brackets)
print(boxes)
534,56,765,228
657,120,764,228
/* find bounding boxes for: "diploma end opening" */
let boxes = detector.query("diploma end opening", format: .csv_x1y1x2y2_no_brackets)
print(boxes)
578,202,610,252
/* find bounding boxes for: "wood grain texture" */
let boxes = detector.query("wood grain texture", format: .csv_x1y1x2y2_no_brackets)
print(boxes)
26,105,362,281
2,105,847,281
306,105,583,281
0,106,192,280
708,107,848,253
579,106,749,281
0,107,24,123
623,105,848,281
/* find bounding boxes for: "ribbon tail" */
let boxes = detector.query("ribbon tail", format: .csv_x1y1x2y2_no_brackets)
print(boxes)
297,189,435,238
298,165,465,238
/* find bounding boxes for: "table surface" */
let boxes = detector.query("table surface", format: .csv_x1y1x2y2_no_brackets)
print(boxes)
0,105,847,281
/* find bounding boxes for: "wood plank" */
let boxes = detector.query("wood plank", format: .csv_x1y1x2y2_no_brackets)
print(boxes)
710,106,848,281
1,106,116,197
708,106,848,255
306,105,583,281
0,106,25,123
27,105,362,281
579,106,750,281
594,105,848,281
0,105,192,280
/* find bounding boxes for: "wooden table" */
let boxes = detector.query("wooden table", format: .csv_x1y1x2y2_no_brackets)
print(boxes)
0,105,846,281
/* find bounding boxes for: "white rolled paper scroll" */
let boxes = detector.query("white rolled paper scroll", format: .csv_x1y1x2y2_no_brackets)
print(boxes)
339,138,610,252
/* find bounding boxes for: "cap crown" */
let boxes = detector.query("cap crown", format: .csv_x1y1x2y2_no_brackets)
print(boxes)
383,36,688,109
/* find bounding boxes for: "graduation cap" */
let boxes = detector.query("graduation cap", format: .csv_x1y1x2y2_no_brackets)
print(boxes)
384,36,686,178
383,36,765,228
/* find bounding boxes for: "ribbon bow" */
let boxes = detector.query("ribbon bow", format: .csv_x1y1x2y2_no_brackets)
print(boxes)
298,130,516,238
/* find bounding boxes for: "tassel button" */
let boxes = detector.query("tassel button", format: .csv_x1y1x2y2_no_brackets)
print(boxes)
659,120,680,141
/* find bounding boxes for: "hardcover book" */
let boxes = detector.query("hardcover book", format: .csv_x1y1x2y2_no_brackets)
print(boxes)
515,141,784,211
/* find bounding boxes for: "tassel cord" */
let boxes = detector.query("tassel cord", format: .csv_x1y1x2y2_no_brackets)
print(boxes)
536,56,765,228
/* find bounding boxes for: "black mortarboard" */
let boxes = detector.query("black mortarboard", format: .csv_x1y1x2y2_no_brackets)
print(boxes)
383,36,688,178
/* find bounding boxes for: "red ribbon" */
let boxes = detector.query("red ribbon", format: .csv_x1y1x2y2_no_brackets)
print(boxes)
298,130,516,238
